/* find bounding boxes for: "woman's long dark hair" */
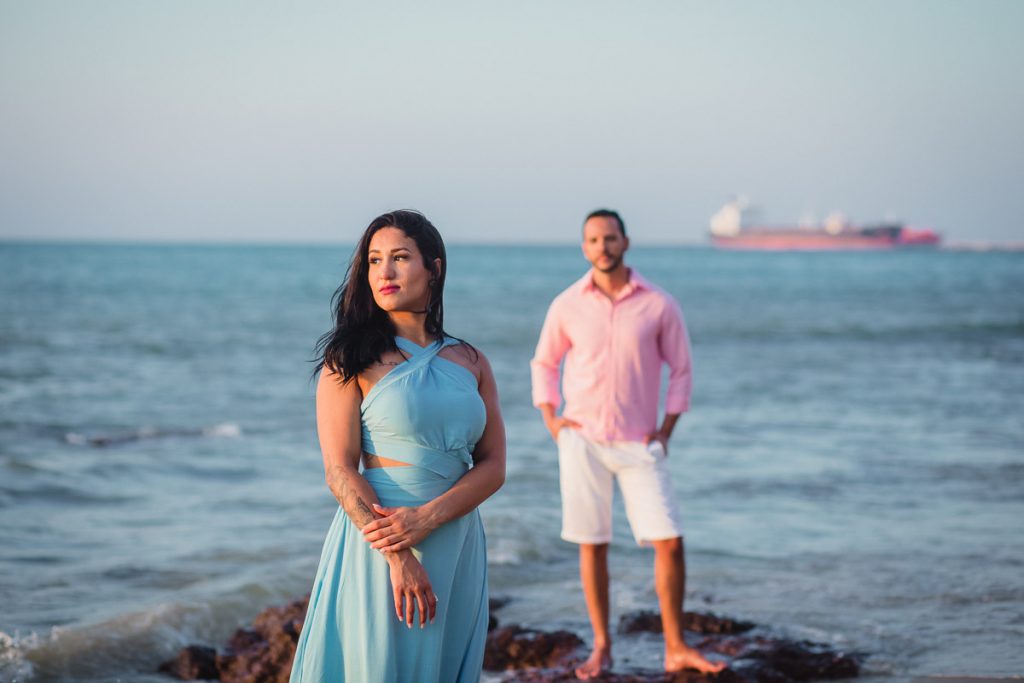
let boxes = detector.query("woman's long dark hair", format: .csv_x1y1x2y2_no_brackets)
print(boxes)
313,210,454,381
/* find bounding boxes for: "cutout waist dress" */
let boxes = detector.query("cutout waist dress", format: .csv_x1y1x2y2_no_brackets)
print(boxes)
289,336,491,683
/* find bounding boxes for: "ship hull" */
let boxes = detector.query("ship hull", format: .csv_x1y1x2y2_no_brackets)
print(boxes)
711,228,941,251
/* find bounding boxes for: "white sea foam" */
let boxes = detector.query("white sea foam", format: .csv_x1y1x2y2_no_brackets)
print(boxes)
0,630,37,683
488,549,522,566
63,432,87,446
63,422,242,447
1,602,223,681
488,538,525,566
203,422,242,438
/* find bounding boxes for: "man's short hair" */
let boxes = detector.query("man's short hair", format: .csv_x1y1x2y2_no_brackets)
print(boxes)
583,209,626,237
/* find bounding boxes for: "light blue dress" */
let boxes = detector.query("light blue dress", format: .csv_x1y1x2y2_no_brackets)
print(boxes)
290,336,489,682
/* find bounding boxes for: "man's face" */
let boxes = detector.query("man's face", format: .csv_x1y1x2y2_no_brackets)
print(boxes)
582,216,629,273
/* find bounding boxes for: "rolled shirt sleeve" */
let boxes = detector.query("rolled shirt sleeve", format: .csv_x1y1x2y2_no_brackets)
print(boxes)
659,299,692,414
530,299,570,409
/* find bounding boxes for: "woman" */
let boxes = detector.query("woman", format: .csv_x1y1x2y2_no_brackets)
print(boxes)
290,210,506,682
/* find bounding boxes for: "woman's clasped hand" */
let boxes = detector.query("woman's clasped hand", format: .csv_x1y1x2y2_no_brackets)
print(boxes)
363,503,436,553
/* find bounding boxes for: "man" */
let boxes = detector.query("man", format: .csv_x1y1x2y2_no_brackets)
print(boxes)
531,209,725,679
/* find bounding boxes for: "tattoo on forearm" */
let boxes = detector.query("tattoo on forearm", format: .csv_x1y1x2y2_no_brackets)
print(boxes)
354,496,374,522
326,465,376,527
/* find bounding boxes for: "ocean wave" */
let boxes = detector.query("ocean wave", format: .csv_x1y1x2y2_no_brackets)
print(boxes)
0,482,136,506
927,462,1024,502
64,422,242,448
1,457,48,474
931,461,1024,483
692,477,846,501
487,537,546,566
700,319,1024,343
0,574,307,682
0,602,222,682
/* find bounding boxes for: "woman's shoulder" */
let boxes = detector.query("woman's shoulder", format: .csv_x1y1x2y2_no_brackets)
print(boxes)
316,363,363,404
439,337,491,381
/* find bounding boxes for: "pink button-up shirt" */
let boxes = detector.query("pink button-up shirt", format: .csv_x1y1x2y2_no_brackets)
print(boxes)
530,268,692,443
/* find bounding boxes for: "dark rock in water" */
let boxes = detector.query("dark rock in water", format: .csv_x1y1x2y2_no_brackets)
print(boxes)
159,597,858,683
484,625,585,671
497,659,759,683
489,595,510,631
496,661,737,682
158,645,219,680
216,596,308,683
161,594,503,680
159,597,308,682
701,636,860,682
496,615,858,682
501,669,748,682
619,610,756,635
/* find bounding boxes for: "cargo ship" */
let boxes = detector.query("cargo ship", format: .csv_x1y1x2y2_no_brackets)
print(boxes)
709,199,941,250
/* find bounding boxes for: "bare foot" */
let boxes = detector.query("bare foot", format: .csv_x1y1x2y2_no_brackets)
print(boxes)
575,645,613,680
665,645,726,674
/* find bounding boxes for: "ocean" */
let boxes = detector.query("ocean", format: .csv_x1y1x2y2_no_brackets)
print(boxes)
1,243,1022,682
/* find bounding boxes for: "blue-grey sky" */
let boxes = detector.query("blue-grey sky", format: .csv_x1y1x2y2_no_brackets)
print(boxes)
2,1,1022,244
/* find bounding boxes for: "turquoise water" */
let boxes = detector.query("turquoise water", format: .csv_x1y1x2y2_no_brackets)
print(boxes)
1,243,1022,681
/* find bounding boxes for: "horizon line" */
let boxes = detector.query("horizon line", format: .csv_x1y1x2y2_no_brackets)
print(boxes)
0,237,712,249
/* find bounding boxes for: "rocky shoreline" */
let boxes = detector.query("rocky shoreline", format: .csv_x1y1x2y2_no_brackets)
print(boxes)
159,596,860,682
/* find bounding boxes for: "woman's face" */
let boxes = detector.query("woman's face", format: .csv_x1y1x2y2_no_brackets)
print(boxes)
367,227,438,314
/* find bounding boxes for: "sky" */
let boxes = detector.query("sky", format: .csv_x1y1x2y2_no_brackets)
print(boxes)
1,1,1022,244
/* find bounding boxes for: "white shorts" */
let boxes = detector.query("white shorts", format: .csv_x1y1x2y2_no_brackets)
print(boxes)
557,428,684,546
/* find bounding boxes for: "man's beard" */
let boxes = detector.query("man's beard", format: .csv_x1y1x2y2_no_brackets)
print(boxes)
594,253,623,273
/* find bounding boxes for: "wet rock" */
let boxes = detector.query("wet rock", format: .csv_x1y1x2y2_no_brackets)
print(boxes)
159,597,859,683
496,616,858,683
497,659,741,682
158,645,219,680
503,670,658,682
500,666,746,682
490,595,511,631
711,638,860,682
215,596,308,683
687,634,860,683
159,597,308,682
619,610,756,635
484,625,584,671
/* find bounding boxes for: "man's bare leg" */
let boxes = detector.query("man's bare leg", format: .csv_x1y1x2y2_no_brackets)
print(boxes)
576,543,613,679
652,537,726,673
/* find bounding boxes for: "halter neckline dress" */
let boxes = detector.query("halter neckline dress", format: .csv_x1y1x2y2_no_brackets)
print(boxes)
290,336,489,682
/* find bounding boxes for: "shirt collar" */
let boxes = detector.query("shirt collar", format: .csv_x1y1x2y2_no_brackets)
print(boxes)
576,267,650,298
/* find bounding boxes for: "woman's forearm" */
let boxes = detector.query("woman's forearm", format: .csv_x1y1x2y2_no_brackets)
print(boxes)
325,463,384,529
418,456,505,530
326,464,420,564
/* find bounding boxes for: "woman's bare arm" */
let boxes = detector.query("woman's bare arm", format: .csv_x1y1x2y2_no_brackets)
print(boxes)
316,368,381,526
317,368,437,627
